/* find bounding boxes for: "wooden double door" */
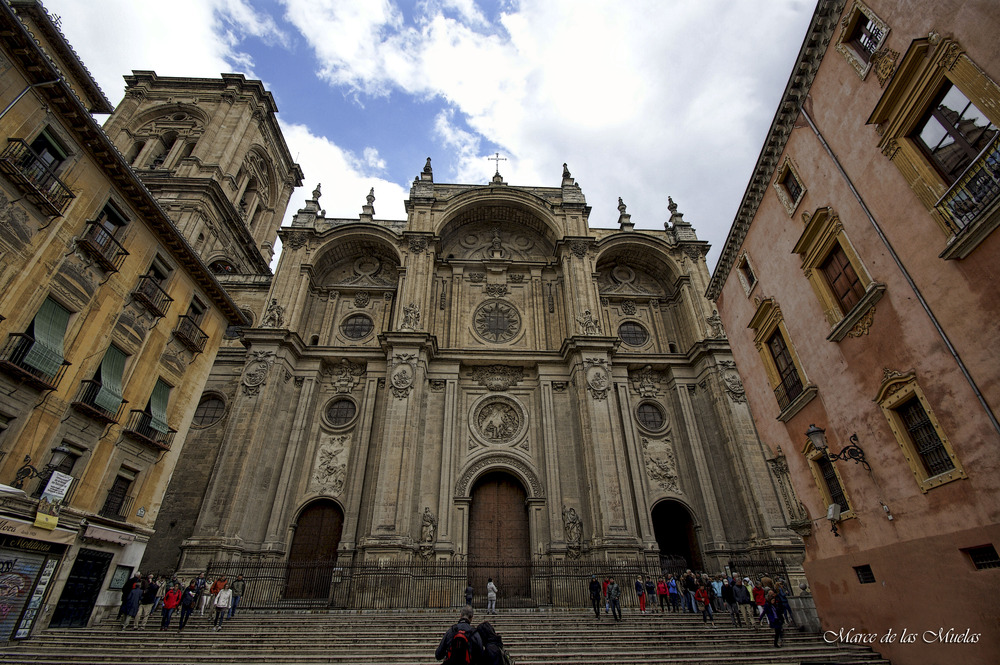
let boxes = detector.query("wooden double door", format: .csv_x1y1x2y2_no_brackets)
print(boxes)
468,472,530,601
286,500,344,599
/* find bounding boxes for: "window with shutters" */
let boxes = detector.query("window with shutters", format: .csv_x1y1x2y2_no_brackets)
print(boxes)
793,207,885,341
875,370,965,492
0,297,73,390
748,297,816,422
72,345,128,423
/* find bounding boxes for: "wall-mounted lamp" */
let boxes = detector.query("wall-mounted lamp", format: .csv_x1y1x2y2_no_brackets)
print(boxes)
805,424,870,472
11,444,71,490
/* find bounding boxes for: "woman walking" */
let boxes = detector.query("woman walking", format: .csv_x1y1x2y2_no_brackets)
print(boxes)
213,582,233,631
486,578,498,615
634,576,646,614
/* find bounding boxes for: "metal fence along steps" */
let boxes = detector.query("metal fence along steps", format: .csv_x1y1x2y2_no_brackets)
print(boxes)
0,610,890,665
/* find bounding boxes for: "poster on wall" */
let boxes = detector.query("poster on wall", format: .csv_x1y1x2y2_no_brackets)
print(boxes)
33,472,73,531
0,548,46,640
14,557,57,639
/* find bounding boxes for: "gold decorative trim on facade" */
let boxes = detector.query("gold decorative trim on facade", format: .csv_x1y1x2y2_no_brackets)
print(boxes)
874,370,966,492
735,250,758,297
868,37,1000,257
835,0,889,80
772,156,806,216
802,437,855,520
870,46,899,87
748,297,817,421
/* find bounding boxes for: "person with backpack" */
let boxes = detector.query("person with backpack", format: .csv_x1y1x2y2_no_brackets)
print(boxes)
475,621,511,665
435,605,484,665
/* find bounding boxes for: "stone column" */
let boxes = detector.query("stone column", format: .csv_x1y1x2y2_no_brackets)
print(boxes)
675,383,727,551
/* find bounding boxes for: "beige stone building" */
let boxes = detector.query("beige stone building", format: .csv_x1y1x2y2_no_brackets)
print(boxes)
141,126,805,602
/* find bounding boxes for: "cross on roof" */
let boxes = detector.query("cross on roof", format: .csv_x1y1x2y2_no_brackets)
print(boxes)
488,152,507,175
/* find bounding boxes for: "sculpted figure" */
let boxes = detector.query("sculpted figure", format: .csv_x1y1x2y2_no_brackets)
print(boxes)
421,507,437,543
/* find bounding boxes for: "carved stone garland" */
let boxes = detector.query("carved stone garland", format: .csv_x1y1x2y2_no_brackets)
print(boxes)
472,365,524,391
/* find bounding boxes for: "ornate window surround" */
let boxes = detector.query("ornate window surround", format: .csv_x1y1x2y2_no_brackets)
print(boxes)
836,1,889,80
736,251,758,297
802,437,855,521
874,370,966,493
793,207,885,341
772,156,806,216
869,37,1000,259
747,297,817,421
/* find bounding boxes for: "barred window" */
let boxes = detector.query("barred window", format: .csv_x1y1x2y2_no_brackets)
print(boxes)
193,395,226,427
341,314,374,339
896,397,954,477
817,456,849,514
326,399,357,426
636,403,665,431
618,321,649,346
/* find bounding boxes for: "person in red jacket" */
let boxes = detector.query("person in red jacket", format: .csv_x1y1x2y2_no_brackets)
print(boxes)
656,578,669,613
752,583,767,625
695,584,715,626
160,583,183,630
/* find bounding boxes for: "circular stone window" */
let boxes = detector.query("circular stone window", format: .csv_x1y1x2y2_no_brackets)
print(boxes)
473,300,521,343
636,402,666,431
192,394,226,428
341,314,374,339
618,321,649,346
326,398,357,427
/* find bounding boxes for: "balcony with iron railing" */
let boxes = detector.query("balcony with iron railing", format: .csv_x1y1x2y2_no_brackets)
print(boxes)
0,333,70,391
0,139,75,216
773,377,804,412
76,222,129,273
936,133,1000,234
132,274,173,318
70,380,128,424
121,409,175,451
98,491,135,522
173,315,208,353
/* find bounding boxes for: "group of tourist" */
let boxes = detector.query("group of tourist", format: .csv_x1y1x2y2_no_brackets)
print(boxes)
117,571,246,632
588,570,794,647
436,605,510,665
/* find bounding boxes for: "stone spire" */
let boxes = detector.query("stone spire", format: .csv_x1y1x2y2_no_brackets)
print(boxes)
421,157,433,182
291,183,324,226
361,187,375,222
666,196,698,241
617,197,634,231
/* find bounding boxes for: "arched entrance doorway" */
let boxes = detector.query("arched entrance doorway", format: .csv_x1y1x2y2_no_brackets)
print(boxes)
286,499,344,599
651,500,702,572
468,471,530,602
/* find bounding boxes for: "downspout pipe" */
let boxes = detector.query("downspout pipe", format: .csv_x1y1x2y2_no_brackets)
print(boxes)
800,104,1000,439
0,79,61,120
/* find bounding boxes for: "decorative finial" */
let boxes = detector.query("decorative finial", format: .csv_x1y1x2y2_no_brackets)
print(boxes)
668,196,677,214
312,183,322,200
488,152,507,176
366,188,375,206
423,157,432,174
618,197,626,214
563,163,571,178
617,196,634,231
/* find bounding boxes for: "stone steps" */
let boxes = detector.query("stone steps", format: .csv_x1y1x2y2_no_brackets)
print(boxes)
0,610,890,665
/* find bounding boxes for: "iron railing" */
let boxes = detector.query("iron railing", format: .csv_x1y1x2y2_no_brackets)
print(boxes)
206,557,687,611
773,378,803,411
726,555,793,596
76,222,129,272
98,492,135,521
0,333,70,391
0,139,74,215
936,133,1000,233
70,379,127,424
173,315,208,353
132,274,173,318
121,409,175,451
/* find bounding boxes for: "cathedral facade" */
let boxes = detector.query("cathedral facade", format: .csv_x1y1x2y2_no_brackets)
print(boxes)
129,84,804,584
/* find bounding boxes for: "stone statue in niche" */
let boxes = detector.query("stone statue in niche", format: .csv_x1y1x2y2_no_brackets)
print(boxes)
400,302,420,331
421,507,437,543
314,435,348,495
562,505,583,558
705,309,726,339
262,299,284,328
576,309,601,335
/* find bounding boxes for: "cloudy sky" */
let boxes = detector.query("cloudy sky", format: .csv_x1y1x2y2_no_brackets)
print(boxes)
43,0,815,271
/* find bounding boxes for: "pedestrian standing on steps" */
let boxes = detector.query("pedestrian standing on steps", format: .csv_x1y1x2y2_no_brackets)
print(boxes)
721,578,737,626
475,620,508,665
121,584,142,630
695,583,714,627
435,605,484,664
608,577,622,622
683,570,698,613
634,576,646,614
137,574,158,629
644,576,657,613
229,574,246,618
762,591,784,647
118,571,142,620
656,577,668,613
602,576,610,614
160,582,182,630
751,581,767,625
464,582,474,608
213,582,233,631
734,578,754,629
198,578,214,617
178,581,197,631
667,574,679,612
486,578,498,615
589,575,602,619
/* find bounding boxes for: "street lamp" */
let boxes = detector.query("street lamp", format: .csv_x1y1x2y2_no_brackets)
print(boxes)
805,424,870,472
11,444,71,490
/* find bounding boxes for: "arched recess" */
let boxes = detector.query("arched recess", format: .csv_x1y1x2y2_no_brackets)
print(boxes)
435,189,561,261
650,499,702,571
468,471,531,600
454,453,544,500
126,104,207,169
286,498,344,599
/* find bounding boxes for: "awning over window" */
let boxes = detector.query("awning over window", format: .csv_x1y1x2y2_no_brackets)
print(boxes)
149,379,170,433
23,298,70,378
93,345,126,413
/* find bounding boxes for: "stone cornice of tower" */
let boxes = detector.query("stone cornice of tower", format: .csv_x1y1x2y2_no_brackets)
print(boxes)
139,175,273,275
122,71,304,187
0,3,247,326
8,0,113,113
705,0,846,302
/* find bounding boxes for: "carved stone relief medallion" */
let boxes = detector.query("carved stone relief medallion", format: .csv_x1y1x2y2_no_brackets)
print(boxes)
242,350,276,396
388,353,416,399
473,299,521,343
641,436,682,494
719,360,746,403
583,358,611,400
470,394,528,447
311,434,349,495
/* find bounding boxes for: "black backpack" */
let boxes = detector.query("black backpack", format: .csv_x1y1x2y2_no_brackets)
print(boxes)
445,628,472,665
